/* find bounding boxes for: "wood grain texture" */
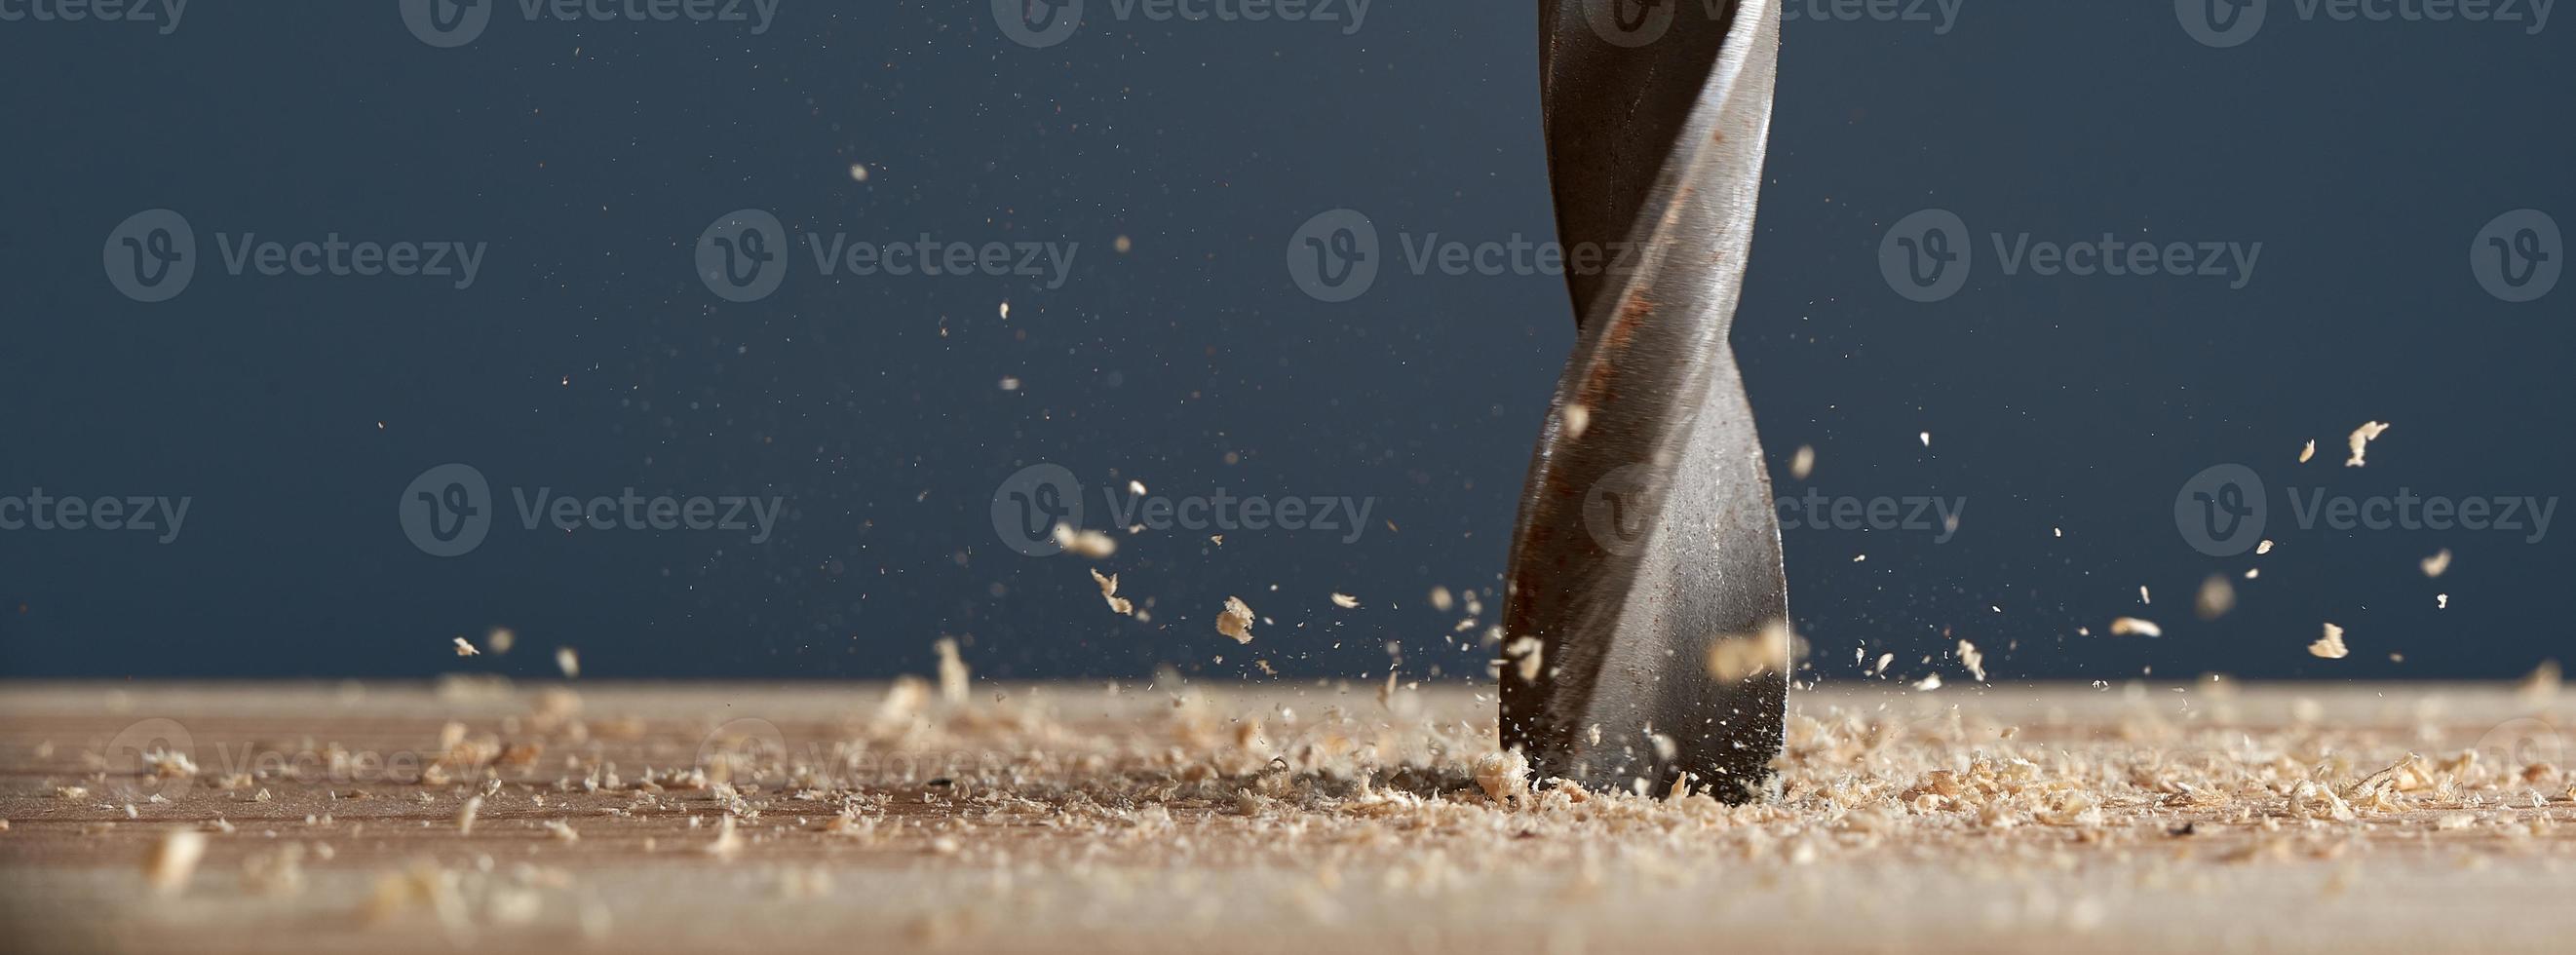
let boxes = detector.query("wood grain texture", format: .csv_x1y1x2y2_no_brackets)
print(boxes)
1,680,2569,954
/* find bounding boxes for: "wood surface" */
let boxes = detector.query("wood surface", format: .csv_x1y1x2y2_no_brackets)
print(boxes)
1,679,2569,953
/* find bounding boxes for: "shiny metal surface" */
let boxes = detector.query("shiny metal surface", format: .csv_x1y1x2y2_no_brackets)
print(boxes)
1501,0,1788,801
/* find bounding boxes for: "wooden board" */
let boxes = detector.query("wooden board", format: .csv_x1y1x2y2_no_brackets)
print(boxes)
2,678,2570,953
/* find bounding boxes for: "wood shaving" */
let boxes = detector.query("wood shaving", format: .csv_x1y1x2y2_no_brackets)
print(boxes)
876,676,930,720
2345,421,2391,467
1957,640,1986,682
1504,637,1544,683
486,628,515,654
2195,575,2236,621
556,647,580,679
1789,445,1816,480
1912,674,1943,691
2518,661,2561,704
2299,439,2316,463
1428,587,1454,613
1560,402,1591,439
2108,617,2162,638
144,828,206,895
1054,524,1118,559
455,796,481,834
2256,539,2275,554
1706,623,1789,682
934,638,970,704
1472,750,1529,805
2421,549,2453,578
451,637,480,657
1090,569,1134,616
1216,596,1256,645
2310,623,2350,660
1329,592,1360,609
707,815,743,860
142,748,197,779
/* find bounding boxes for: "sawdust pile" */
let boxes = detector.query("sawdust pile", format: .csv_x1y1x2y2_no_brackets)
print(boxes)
10,679,2570,951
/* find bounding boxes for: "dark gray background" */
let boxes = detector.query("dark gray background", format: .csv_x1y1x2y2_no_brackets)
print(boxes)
2,1,2568,684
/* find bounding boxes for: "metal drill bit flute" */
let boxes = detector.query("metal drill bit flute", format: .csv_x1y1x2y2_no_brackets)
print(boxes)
1499,0,1788,802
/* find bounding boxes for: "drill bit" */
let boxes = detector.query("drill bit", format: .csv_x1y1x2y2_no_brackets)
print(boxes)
1500,0,1788,802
